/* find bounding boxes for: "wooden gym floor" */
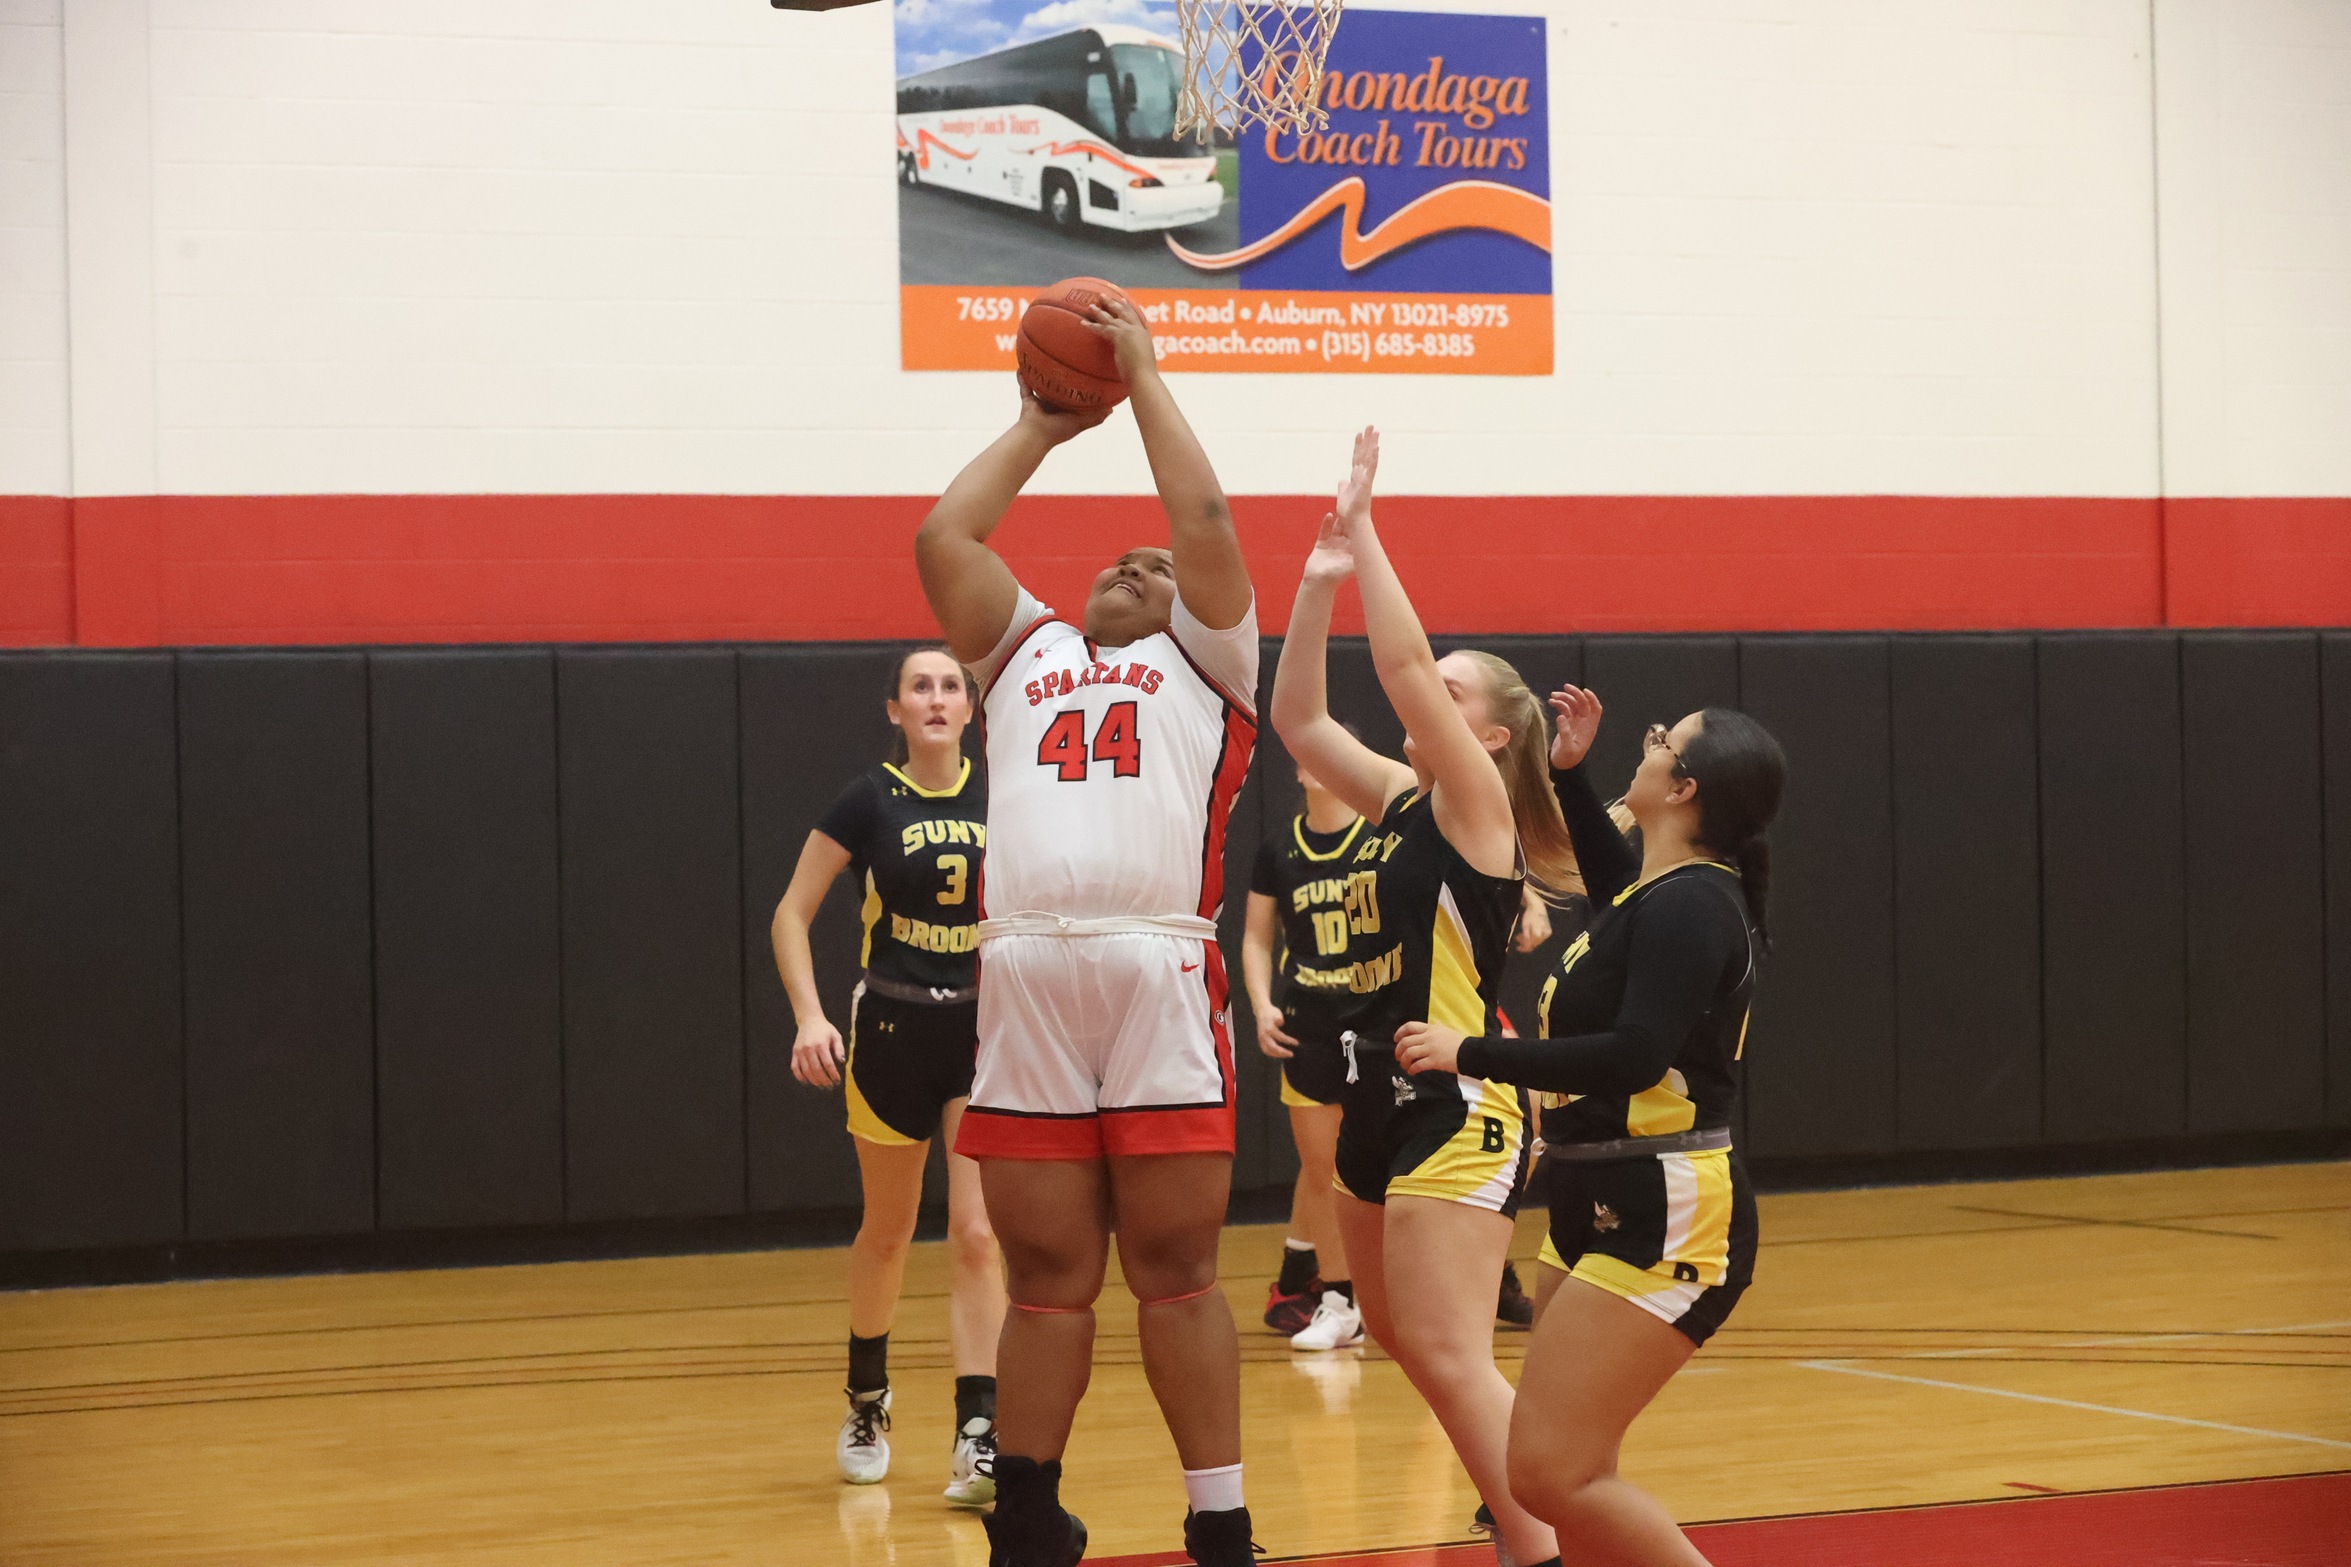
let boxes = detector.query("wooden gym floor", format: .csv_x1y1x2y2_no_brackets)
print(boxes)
1,1161,2345,1565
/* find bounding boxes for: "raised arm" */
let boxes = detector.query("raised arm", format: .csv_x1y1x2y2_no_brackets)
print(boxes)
915,392,1106,663
1547,685,1640,903
1269,512,1417,823
1339,429,1515,877
1088,298,1251,630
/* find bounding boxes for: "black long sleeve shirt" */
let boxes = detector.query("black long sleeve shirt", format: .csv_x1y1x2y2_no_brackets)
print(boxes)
1456,765,1756,1145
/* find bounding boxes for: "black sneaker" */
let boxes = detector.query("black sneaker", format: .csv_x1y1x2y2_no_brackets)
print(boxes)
1263,1276,1321,1335
1496,1261,1534,1329
1182,1505,1262,1566
982,1455,1087,1567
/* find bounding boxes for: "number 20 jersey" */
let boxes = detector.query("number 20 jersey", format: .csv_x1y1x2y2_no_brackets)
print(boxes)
979,586,1259,921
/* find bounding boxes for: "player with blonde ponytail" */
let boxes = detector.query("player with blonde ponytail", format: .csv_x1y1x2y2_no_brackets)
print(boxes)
1269,427,1566,1567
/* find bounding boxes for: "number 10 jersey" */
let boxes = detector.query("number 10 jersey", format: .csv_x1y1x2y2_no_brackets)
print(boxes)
977,585,1258,922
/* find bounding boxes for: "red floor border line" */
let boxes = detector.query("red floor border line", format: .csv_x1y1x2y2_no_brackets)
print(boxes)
1088,1469,2351,1567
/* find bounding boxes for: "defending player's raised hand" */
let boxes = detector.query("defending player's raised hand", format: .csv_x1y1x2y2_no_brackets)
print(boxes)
1548,684,1603,771
1085,295,1159,387
1017,381,1111,445
1335,425,1380,527
1393,1019,1465,1077
790,1018,847,1089
1302,510,1357,589
1255,1004,1299,1060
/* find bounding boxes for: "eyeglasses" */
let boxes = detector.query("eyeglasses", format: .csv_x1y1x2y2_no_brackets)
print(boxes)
1645,724,1688,774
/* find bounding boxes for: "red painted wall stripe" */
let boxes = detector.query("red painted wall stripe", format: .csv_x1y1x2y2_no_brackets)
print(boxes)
0,497,74,646
2164,497,2351,627
1,493,2342,648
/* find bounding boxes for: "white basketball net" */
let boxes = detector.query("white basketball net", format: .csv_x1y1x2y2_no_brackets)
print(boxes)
1173,0,1347,141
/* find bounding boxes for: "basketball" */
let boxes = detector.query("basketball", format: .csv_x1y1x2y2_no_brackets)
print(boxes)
1017,276,1133,412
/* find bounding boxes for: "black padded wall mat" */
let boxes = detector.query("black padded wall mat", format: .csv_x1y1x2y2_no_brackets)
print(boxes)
2327,635,2351,1126
0,654,183,1251
558,649,745,1221
1737,638,1898,1160
1889,638,2042,1149
740,644,914,1213
2181,634,2325,1133
2038,634,2187,1141
1580,637,1740,802
12,628,2351,1274
370,651,564,1230
179,652,377,1240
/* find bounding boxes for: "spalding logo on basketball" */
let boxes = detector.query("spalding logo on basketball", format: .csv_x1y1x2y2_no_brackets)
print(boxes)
1016,277,1134,413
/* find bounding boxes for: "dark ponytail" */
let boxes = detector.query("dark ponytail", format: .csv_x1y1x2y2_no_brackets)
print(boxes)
1678,708,1786,950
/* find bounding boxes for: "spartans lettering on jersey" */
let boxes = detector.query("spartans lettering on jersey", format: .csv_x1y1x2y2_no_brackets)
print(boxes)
1023,660,1165,706
889,913,977,954
898,820,987,855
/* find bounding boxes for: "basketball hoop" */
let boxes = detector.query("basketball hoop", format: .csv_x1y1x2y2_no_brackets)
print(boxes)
1173,0,1347,141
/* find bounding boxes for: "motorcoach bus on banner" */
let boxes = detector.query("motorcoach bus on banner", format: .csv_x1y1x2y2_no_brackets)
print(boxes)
895,26,1224,233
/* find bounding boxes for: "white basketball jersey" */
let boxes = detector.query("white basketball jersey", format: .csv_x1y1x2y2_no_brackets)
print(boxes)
979,587,1258,921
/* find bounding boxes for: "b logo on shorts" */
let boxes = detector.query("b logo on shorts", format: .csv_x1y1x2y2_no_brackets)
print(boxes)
1479,1116,1506,1153
1673,1261,1700,1283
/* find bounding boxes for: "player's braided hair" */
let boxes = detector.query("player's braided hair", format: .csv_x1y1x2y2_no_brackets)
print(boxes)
1457,651,1584,904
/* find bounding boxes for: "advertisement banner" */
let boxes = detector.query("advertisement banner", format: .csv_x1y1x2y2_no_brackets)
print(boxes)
893,4,1552,375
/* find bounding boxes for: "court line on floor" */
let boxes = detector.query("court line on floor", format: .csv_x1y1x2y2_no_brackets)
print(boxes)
1901,1318,2351,1360
1945,1204,2278,1240
1796,1359,2351,1450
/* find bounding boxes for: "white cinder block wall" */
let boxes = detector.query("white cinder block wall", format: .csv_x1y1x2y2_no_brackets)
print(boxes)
0,0,69,497
3,0,2345,501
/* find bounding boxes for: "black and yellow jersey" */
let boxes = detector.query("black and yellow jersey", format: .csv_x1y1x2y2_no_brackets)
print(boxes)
813,759,987,995
1344,789,1523,1088
1250,813,1375,1036
1456,764,1756,1147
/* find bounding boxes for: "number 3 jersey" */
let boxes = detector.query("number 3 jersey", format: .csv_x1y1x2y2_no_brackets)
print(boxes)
812,757,988,994
977,584,1258,921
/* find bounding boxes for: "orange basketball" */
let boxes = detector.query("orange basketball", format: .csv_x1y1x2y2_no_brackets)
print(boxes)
1017,277,1133,413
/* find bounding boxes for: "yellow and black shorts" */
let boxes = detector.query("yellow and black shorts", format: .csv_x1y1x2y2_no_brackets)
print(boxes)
845,984,979,1147
1536,1147,1757,1347
1276,1023,1350,1109
1335,1057,1532,1216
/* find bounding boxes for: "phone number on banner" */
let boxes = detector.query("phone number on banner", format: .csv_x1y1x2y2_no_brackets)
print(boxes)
902,287,1552,376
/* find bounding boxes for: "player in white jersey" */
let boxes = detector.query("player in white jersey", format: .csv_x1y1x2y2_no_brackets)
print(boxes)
915,296,1260,1567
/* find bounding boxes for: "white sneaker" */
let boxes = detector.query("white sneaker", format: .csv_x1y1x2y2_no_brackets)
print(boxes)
1289,1288,1364,1351
836,1388,892,1484
942,1415,996,1506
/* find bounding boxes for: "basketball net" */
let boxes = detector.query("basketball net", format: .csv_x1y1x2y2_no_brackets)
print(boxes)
1173,0,1346,141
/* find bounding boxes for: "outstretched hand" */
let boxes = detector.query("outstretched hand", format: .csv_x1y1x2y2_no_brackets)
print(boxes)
1335,425,1380,526
1085,295,1158,383
1017,382,1111,445
1548,684,1603,771
1302,509,1357,589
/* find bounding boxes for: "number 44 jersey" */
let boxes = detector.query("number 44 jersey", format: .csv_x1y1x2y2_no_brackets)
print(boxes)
977,584,1258,921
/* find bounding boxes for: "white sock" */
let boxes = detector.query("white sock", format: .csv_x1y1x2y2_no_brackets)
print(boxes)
1182,1462,1244,1514
1283,1237,1314,1252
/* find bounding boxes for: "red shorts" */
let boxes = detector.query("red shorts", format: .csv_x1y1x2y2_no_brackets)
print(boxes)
954,932,1237,1161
